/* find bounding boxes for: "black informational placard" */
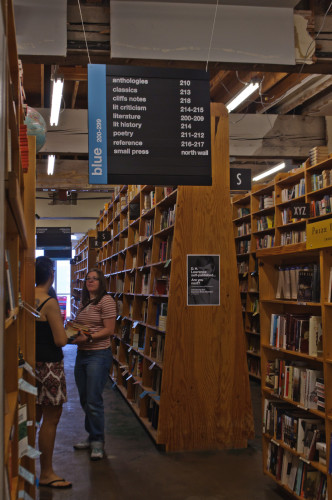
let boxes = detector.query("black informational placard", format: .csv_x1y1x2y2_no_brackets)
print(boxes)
106,65,211,186
36,227,71,250
230,168,251,191
187,254,220,306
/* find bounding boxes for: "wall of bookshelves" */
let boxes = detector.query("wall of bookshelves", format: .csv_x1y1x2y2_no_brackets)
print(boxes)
2,1,37,496
232,155,332,383
94,105,254,452
71,229,97,315
255,153,332,499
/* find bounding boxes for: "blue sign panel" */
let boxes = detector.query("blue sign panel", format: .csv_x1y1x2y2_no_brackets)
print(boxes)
88,64,107,184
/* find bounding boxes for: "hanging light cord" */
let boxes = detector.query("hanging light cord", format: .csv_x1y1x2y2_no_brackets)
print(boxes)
77,0,91,64
206,0,220,72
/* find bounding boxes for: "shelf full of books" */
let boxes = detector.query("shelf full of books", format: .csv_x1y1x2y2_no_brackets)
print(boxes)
257,241,332,500
71,230,97,314
2,2,38,494
94,105,254,452
232,152,332,383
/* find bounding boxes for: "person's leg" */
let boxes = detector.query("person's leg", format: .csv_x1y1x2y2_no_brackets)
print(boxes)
85,350,112,450
38,405,71,487
74,351,91,438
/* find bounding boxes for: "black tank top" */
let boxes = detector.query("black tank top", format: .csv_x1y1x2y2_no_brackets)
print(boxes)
36,297,63,362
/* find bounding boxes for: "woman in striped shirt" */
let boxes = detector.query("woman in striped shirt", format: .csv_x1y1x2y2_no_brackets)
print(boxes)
72,268,116,460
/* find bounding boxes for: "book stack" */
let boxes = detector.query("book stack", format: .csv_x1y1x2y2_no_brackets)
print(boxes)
256,215,274,231
163,186,174,197
160,204,176,230
142,191,155,213
153,276,169,296
157,303,167,331
237,222,251,236
309,146,329,166
281,179,305,202
316,442,326,466
259,194,274,210
237,207,250,218
19,124,29,172
315,378,325,412
276,264,320,302
141,273,150,294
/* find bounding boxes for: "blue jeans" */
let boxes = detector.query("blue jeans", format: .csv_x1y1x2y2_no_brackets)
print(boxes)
74,349,112,443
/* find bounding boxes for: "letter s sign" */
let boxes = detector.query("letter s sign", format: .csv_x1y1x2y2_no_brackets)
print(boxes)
236,173,242,186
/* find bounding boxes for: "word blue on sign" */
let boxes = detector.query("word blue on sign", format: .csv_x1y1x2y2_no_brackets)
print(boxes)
88,64,107,184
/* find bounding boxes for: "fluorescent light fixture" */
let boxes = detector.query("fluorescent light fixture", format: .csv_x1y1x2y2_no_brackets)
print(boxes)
50,78,63,126
253,162,286,182
226,82,260,112
47,155,55,175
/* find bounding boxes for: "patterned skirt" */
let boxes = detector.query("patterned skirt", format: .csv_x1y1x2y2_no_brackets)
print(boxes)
35,360,67,406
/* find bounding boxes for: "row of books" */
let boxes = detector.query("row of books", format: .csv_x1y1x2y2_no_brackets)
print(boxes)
142,191,156,212
309,146,329,166
236,239,251,254
159,235,173,261
266,359,323,411
310,171,331,192
156,303,167,331
143,219,154,237
309,197,332,217
150,333,165,362
280,207,304,225
267,441,327,499
256,214,274,231
269,313,322,356
160,204,176,231
247,357,261,378
280,230,306,246
258,192,275,210
255,234,274,249
280,178,305,202
263,398,325,456
237,207,250,218
237,261,249,273
276,264,320,302
237,222,251,237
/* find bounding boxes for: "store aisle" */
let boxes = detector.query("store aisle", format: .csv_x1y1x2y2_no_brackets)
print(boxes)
36,345,286,500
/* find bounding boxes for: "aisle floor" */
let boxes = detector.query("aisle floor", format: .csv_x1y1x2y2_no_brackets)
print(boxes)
36,345,287,500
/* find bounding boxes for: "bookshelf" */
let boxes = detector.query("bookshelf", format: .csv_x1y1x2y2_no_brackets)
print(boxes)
257,155,332,499
2,1,37,496
71,229,97,315
95,104,254,452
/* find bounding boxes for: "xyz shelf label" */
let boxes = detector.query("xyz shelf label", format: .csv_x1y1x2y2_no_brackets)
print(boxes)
88,64,211,186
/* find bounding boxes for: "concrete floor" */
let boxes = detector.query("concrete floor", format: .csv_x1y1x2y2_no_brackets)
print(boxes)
36,345,287,500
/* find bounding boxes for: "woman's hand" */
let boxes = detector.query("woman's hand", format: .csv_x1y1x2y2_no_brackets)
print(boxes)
72,331,89,345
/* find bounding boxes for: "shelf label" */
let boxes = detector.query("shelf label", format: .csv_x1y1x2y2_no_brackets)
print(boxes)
88,65,211,186
148,235,152,242
306,218,332,250
132,321,138,328
126,374,133,381
164,259,171,268
18,378,37,396
230,168,251,191
271,439,280,447
128,346,132,352
116,315,121,320
18,465,35,485
139,390,156,399
149,362,156,370
299,457,310,464
291,203,310,219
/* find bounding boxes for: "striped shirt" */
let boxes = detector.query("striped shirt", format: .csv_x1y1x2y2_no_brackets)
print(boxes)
75,294,116,351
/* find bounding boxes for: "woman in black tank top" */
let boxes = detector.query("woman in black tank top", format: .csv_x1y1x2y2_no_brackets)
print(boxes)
35,256,72,489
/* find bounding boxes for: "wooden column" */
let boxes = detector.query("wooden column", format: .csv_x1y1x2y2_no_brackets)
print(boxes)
158,104,254,451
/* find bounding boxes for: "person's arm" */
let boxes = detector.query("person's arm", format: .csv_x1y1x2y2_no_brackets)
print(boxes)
44,299,68,347
72,317,115,346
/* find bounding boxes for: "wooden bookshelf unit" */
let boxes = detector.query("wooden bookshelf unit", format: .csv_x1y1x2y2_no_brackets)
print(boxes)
257,154,332,499
71,230,97,315
96,104,254,452
2,0,37,495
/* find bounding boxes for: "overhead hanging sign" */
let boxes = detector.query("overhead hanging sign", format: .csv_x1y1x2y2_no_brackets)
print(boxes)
88,64,211,186
230,168,251,191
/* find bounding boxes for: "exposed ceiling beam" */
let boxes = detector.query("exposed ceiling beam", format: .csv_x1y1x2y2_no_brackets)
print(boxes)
71,80,80,109
275,75,332,114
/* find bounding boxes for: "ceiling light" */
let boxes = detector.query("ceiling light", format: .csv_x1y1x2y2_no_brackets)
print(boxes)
47,155,55,175
252,162,286,182
226,82,260,112
50,78,63,126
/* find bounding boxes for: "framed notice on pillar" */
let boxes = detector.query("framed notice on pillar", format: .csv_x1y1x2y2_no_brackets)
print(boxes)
187,255,220,306
88,64,211,186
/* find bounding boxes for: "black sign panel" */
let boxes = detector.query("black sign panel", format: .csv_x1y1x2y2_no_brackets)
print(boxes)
291,203,310,218
230,168,251,191
36,227,71,250
106,66,211,186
